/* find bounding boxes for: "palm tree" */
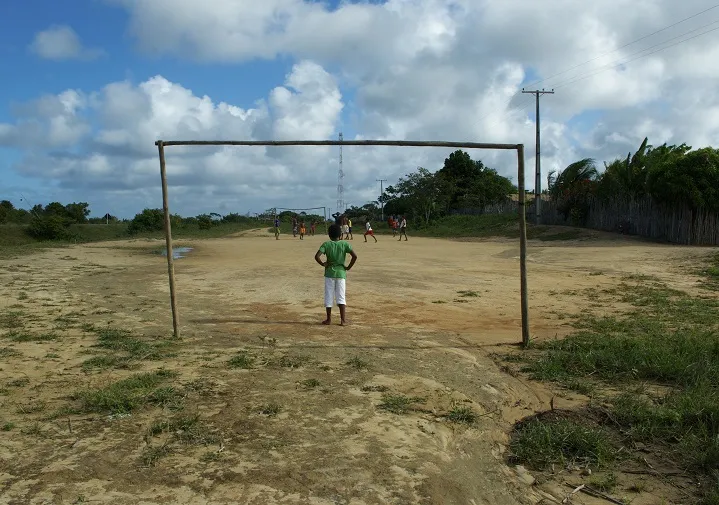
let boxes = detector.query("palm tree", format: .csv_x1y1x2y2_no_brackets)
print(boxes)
550,158,598,198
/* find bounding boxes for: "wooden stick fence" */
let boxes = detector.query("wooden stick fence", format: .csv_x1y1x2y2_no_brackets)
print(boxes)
155,139,530,347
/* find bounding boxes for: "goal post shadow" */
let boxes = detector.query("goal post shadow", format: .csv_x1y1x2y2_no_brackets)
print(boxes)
155,139,529,346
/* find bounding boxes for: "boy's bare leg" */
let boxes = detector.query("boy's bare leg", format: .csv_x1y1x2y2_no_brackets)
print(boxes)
373,235,378,243
322,307,331,325
338,304,348,325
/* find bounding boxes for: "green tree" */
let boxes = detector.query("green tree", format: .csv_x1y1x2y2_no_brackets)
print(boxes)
549,158,598,223
394,167,448,224
646,147,719,212
437,150,513,211
128,209,165,234
0,200,13,223
64,202,90,224
597,138,691,201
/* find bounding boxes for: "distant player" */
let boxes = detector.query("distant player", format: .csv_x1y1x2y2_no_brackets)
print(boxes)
398,216,408,241
300,221,306,240
342,216,350,240
310,221,316,236
314,223,357,326
347,218,354,240
274,216,281,240
391,216,398,237
364,220,378,243
292,216,298,237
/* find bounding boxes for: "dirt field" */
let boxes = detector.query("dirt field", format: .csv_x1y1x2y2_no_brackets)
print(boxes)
0,228,713,504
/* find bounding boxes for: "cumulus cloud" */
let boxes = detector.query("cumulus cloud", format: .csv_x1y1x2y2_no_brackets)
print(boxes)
29,25,104,61
6,0,719,216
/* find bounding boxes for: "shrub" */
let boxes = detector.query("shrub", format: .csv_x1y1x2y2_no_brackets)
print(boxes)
128,209,165,234
26,215,72,241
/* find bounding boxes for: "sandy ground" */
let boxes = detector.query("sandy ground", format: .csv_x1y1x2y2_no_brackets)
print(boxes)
0,228,715,505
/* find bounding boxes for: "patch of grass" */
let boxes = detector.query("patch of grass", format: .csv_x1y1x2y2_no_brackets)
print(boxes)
589,473,618,493
524,291,719,387
82,355,134,370
9,332,58,342
200,451,223,462
563,379,595,396
20,422,43,436
147,386,185,411
141,444,173,467
44,352,59,358
456,290,480,298
0,347,21,358
509,416,615,470
271,354,311,369
431,300,447,304
82,327,174,370
413,214,520,238
2,422,15,431
0,310,24,329
17,292,28,300
95,327,171,358
346,356,370,370
147,414,219,445
7,377,29,387
228,352,255,369
446,405,477,424
17,401,46,414
71,369,177,415
260,403,282,417
512,273,719,503
377,393,425,415
299,378,320,389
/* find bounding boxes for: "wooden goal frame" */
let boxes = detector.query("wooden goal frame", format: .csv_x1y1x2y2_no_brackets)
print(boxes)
155,139,529,346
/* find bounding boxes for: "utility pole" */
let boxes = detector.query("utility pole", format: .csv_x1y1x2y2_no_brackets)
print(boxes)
376,178,387,221
522,88,554,223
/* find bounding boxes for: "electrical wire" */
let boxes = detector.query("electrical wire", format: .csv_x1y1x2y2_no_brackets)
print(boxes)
474,4,719,128
481,17,719,131
522,3,719,91
554,20,719,89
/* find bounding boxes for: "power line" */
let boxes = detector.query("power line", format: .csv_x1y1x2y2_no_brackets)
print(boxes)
483,17,719,131
474,4,719,128
523,3,719,91
554,22,719,89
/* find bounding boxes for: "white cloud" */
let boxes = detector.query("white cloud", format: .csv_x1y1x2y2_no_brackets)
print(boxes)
29,25,104,61
6,0,719,216
0,90,90,148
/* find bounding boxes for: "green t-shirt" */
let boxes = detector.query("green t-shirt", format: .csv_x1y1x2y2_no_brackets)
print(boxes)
319,240,352,279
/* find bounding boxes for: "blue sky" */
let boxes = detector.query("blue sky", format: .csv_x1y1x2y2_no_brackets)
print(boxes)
1,0,716,218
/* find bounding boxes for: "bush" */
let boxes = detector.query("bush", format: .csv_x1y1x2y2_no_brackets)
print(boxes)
196,214,214,230
26,215,72,241
128,209,165,234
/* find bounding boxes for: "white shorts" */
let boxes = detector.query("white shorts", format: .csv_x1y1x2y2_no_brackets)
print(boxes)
324,277,346,307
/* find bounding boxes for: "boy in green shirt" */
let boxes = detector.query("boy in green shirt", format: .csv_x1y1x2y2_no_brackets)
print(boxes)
314,223,358,326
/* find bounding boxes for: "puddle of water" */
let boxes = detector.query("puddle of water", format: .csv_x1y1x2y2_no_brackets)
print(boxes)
161,247,194,259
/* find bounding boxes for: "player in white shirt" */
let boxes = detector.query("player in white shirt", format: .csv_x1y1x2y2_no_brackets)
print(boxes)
364,220,378,243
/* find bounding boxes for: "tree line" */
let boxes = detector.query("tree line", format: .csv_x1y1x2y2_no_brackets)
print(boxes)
548,138,719,224
0,200,260,241
343,150,516,226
